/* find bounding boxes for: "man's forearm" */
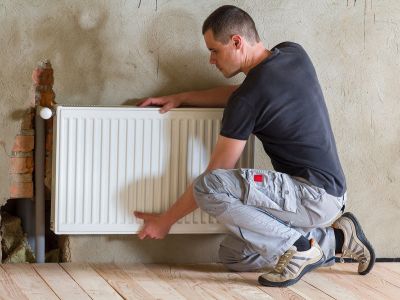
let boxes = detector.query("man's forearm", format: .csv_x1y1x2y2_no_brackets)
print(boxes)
177,85,239,108
162,183,198,226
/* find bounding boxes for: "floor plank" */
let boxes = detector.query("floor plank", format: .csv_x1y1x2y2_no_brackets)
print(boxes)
148,263,274,300
382,262,400,275
147,264,229,300
171,263,273,300
287,279,335,300
373,263,400,287
303,263,392,300
239,271,308,300
33,264,91,300
61,263,123,300
333,263,400,299
241,269,336,300
116,263,186,300
0,266,29,300
2,264,58,300
0,262,399,300
302,266,363,300
92,263,155,300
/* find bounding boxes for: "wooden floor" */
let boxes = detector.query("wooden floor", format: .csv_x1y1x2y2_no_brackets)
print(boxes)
0,263,399,299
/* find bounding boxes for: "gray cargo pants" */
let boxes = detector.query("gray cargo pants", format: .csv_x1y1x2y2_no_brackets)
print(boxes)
193,168,347,271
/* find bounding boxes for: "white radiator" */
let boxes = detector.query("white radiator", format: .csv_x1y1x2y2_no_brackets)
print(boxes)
50,105,254,234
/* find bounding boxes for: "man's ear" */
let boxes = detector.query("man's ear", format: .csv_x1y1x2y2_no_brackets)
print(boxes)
231,35,242,49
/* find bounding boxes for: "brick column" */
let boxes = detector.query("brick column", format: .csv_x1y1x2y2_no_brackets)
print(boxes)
9,110,34,198
8,60,56,199
32,60,56,191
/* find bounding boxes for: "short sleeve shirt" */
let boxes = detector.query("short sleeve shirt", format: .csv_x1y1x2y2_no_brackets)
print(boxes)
220,42,346,197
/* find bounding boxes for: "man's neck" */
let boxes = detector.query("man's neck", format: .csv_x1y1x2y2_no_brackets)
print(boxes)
242,44,272,75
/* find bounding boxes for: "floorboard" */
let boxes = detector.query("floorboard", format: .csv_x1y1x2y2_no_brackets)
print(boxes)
167,263,273,300
303,263,391,300
92,263,155,300
1,264,58,300
372,263,400,288
333,263,400,300
0,266,28,300
116,263,186,300
0,262,398,300
33,263,91,300
240,270,334,300
147,263,233,299
60,263,123,300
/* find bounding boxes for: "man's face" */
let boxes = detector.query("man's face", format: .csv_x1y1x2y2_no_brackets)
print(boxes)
203,30,241,78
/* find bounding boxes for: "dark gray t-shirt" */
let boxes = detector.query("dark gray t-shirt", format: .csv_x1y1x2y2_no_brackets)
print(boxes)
220,42,346,197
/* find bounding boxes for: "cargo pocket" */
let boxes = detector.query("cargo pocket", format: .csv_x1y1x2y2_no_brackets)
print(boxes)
298,183,326,202
297,182,328,226
243,169,298,213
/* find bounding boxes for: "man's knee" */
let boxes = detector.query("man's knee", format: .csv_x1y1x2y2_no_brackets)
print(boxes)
193,170,224,195
193,170,227,214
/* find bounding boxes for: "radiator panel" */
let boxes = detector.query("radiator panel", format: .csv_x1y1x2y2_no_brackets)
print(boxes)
51,106,254,234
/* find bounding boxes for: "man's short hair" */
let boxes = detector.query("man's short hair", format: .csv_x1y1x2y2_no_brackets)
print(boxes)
202,5,260,45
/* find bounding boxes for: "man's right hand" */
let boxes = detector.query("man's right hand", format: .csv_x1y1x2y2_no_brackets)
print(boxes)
134,211,173,239
137,95,182,114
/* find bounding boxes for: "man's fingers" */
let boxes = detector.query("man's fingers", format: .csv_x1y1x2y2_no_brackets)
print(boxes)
134,211,149,220
138,97,179,113
134,211,160,221
160,102,175,114
138,229,147,240
138,97,165,107
137,98,152,107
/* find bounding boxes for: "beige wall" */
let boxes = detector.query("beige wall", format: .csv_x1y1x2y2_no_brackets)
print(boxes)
1,0,399,261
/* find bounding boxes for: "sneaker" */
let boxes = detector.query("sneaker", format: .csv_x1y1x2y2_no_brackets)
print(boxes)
332,212,375,275
258,239,324,287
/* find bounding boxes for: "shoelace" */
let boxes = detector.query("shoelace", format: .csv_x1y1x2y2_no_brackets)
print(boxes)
274,249,296,273
340,249,368,264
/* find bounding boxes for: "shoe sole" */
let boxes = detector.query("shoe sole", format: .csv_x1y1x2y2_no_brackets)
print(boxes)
258,255,325,288
341,212,376,275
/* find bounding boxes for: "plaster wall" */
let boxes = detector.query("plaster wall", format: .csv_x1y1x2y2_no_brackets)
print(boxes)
1,0,399,261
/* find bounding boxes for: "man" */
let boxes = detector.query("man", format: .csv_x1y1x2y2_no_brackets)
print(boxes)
134,5,375,287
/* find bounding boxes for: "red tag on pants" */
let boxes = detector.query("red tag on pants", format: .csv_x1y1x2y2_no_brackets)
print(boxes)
254,174,263,182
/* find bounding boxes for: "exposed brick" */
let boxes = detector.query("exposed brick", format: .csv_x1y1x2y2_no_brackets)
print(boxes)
12,135,34,152
32,63,54,86
37,90,56,107
21,129,35,136
45,133,53,151
10,173,32,183
45,155,52,190
21,109,34,130
46,120,53,130
11,151,33,158
9,157,34,174
9,182,33,198
7,60,57,199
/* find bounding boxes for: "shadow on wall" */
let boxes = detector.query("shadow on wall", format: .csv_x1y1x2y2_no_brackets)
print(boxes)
31,5,109,104
124,8,226,104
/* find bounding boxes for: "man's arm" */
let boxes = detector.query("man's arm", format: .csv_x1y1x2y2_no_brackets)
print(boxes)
134,135,247,239
137,85,239,113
